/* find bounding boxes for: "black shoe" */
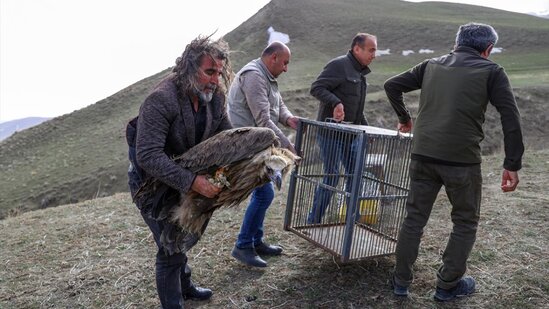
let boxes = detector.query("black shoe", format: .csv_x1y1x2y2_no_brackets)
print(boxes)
255,242,283,256
231,246,267,267
434,276,475,302
182,285,213,301
390,276,409,297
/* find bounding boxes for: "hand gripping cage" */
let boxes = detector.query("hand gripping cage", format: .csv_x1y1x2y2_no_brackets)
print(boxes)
284,119,412,262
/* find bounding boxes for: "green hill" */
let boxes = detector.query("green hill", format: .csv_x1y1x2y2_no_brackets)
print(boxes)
1,0,548,217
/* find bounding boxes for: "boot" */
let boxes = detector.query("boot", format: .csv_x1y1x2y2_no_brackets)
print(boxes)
182,285,213,301
231,246,267,267
255,242,283,256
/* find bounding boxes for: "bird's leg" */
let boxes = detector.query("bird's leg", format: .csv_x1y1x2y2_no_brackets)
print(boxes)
208,167,231,188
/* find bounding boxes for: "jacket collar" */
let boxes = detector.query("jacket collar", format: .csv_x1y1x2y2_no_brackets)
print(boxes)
175,86,217,147
239,58,277,83
257,58,277,82
346,51,371,75
453,46,482,56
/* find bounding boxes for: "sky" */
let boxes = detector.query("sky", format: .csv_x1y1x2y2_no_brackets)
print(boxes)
0,0,270,122
1,0,548,123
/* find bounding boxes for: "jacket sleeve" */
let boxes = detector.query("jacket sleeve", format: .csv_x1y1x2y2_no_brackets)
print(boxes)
240,70,293,148
135,91,195,193
488,66,524,171
359,97,368,126
310,60,344,107
384,60,428,123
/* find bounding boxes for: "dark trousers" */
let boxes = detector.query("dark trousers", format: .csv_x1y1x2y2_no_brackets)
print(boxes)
393,159,482,290
129,162,192,309
141,213,193,309
308,133,358,224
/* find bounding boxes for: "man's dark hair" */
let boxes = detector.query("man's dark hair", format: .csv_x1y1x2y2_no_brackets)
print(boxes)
172,34,233,95
351,33,376,49
455,22,498,53
262,41,287,57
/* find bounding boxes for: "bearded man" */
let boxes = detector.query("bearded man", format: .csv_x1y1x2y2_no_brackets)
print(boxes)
126,35,233,309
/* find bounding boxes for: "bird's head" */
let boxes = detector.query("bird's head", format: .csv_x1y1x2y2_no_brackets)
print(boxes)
260,147,300,190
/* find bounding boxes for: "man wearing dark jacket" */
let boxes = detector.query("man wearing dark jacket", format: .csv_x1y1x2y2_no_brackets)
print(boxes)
126,35,233,309
307,33,377,223
384,22,524,302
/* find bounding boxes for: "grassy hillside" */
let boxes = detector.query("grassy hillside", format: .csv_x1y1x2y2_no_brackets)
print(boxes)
1,149,547,308
1,0,548,217
226,0,549,89
0,69,170,216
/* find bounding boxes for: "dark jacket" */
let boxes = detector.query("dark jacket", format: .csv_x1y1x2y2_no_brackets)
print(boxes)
384,46,523,171
311,51,371,125
129,74,232,198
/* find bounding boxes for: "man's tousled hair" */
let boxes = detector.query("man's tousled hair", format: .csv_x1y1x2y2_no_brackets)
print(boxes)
172,34,233,95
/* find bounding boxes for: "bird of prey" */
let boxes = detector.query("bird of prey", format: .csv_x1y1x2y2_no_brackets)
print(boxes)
136,127,300,255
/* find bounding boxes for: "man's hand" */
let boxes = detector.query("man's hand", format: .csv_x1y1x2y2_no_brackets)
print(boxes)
191,175,221,198
286,116,300,130
397,120,413,133
333,103,345,122
501,169,519,192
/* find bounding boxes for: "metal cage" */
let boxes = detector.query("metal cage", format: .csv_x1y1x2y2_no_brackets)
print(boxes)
284,119,412,262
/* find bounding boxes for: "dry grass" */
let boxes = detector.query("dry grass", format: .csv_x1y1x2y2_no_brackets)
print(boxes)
1,150,548,309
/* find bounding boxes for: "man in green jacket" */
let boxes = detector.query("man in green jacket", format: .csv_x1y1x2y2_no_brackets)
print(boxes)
384,22,524,301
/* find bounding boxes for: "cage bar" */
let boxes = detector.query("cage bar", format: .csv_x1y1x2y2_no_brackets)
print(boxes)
284,119,412,262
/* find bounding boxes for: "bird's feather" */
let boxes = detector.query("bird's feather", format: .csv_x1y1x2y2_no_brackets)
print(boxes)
173,127,280,172
140,127,299,255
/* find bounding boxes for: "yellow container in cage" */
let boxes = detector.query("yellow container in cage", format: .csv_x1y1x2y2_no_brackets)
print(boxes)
339,199,379,225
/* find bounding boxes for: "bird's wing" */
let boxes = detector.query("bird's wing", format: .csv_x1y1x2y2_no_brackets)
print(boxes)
134,127,279,201
174,127,279,172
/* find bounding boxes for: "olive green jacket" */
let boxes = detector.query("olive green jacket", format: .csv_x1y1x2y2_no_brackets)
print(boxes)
384,46,523,171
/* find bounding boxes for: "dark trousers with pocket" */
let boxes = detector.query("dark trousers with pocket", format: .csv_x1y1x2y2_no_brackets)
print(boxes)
393,159,482,290
128,160,193,309
141,212,193,309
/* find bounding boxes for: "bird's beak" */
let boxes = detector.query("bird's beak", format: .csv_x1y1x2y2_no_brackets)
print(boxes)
270,170,283,190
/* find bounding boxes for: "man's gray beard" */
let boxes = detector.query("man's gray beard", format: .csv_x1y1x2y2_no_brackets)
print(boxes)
198,91,214,103
195,85,216,103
